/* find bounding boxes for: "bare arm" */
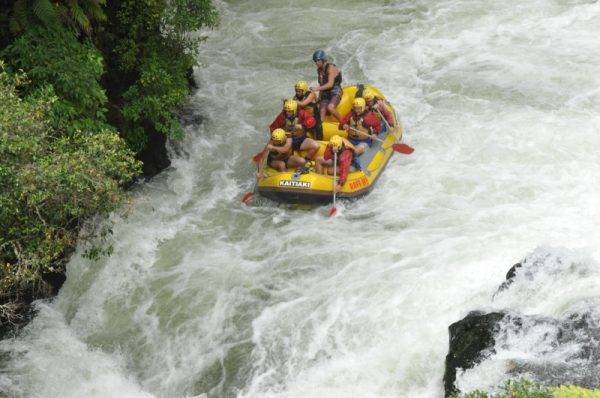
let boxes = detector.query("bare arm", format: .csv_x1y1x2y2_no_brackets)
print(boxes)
268,138,292,154
256,145,269,179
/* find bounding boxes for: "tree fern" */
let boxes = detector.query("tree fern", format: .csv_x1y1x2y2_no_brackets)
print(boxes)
68,1,91,34
81,0,106,23
9,0,29,34
8,0,107,36
32,0,60,29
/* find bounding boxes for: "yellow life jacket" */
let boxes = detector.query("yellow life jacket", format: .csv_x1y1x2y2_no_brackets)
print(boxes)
284,115,304,138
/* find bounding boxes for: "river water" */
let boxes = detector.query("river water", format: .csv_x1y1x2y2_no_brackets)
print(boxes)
2,1,600,397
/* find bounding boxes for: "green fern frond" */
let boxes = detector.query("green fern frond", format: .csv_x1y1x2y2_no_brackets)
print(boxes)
82,0,106,22
8,17,23,35
70,3,91,34
32,0,60,28
10,0,28,34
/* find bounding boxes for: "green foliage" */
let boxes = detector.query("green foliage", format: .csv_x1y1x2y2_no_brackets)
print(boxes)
0,63,140,300
0,0,218,317
451,379,553,398
453,380,600,398
161,0,219,53
553,385,600,398
99,0,218,151
121,53,189,149
3,25,110,135
8,0,106,35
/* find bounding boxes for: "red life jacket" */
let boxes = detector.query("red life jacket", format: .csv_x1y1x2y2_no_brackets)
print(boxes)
347,112,371,139
294,91,319,119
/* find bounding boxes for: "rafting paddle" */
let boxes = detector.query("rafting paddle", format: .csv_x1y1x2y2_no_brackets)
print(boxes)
347,126,412,154
252,151,263,163
241,191,254,204
243,148,268,204
375,108,414,154
329,150,338,217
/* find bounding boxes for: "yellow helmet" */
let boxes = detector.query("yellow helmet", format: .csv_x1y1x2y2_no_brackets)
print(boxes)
295,80,309,93
283,99,298,114
363,88,376,102
271,128,287,144
330,135,343,151
352,97,366,112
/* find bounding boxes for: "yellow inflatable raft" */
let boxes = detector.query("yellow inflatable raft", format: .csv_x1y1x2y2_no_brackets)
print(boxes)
256,85,403,204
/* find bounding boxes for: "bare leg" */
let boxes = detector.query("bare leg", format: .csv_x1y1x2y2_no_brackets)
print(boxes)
316,157,333,175
319,101,328,123
270,160,287,172
300,138,319,160
354,143,368,156
287,155,306,169
327,102,341,122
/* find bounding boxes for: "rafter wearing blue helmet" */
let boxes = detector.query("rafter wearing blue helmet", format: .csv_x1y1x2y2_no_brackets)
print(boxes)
312,49,326,62
310,49,343,122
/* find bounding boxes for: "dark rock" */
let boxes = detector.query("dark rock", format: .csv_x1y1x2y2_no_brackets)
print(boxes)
495,262,522,294
137,127,171,178
41,269,67,296
187,67,198,90
1,253,69,340
443,311,506,397
443,307,600,396
0,303,37,340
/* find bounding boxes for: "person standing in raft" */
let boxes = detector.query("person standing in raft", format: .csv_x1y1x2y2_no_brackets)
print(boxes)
293,80,323,140
339,97,380,156
257,129,306,179
269,99,319,161
315,135,356,193
310,49,342,122
363,88,395,128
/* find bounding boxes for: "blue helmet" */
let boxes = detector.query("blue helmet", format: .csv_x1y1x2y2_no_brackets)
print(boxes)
312,49,326,61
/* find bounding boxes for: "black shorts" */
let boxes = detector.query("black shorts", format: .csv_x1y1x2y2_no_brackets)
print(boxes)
268,153,287,164
292,136,306,150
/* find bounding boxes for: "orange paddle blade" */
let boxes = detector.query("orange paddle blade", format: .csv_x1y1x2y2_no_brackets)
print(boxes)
328,206,337,217
242,192,254,204
393,143,414,154
252,152,263,163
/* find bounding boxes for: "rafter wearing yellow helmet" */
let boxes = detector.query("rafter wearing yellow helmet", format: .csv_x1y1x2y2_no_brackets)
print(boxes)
315,135,356,193
338,96,381,156
363,88,395,128
293,80,322,139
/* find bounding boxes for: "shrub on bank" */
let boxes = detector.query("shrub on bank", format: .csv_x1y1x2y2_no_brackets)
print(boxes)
451,379,600,398
0,0,218,327
0,65,140,318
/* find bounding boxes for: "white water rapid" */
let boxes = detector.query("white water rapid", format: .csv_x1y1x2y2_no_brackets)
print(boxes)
2,1,600,397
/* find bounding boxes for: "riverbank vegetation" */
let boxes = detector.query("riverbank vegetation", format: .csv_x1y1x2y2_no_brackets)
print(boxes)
451,379,600,398
0,0,218,330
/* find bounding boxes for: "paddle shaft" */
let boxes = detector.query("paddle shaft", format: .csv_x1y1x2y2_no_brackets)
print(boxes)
347,126,383,143
375,106,414,154
243,145,269,204
332,151,337,208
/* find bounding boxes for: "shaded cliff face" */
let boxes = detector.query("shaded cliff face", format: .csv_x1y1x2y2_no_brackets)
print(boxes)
446,249,600,396
3,1,600,397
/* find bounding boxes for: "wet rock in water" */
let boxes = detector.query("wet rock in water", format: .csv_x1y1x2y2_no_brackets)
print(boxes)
443,311,506,397
444,301,600,396
495,262,522,294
